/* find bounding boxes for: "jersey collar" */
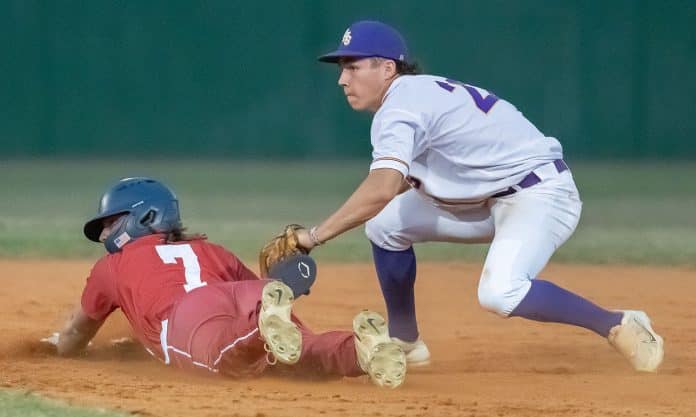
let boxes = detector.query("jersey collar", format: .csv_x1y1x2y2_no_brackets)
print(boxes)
381,75,406,105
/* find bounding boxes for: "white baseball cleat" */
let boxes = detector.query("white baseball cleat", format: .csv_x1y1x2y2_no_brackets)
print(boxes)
608,310,664,372
353,311,407,388
258,281,302,365
391,337,431,366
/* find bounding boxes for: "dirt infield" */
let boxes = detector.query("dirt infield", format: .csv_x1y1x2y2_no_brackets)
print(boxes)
1,260,695,417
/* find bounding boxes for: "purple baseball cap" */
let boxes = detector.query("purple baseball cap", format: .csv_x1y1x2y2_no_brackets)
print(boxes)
318,20,408,63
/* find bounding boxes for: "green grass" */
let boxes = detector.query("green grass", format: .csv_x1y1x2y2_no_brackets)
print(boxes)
0,390,128,417
0,159,695,265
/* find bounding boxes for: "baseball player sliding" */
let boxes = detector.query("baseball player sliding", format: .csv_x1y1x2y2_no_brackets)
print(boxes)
42,177,406,388
285,20,664,371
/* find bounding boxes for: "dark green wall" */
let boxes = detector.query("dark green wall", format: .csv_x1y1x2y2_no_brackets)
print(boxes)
2,1,694,158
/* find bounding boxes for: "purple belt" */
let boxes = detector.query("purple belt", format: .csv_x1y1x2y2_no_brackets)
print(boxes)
491,159,569,198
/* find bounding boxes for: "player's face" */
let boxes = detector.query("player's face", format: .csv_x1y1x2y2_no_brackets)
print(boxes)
337,58,397,112
99,214,125,242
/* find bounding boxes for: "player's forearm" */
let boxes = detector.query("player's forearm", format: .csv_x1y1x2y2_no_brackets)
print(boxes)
56,307,104,356
319,192,391,240
314,168,404,243
56,327,93,356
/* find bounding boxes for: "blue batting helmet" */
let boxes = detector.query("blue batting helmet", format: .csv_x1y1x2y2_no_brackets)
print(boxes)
83,177,182,253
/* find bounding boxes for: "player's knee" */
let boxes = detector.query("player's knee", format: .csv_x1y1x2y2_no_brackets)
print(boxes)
365,218,412,251
477,283,509,317
477,270,531,317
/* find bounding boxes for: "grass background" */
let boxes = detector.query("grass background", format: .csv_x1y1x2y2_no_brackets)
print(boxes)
0,390,126,417
1,159,695,265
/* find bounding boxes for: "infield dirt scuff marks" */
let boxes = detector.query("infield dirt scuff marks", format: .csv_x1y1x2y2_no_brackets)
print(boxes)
1,260,695,417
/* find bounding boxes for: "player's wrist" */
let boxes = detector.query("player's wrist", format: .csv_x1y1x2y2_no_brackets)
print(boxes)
309,226,324,247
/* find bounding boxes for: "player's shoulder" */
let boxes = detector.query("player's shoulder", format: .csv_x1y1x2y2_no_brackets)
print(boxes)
389,74,442,93
376,74,447,124
89,252,118,280
379,75,424,110
383,74,448,105
92,253,111,270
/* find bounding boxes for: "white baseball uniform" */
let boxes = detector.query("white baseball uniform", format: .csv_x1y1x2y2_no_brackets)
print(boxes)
365,75,582,315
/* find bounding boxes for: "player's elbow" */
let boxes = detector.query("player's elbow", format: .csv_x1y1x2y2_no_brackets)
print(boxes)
367,168,404,202
374,188,398,206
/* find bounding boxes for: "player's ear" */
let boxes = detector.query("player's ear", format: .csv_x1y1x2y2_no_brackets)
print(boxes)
383,59,397,79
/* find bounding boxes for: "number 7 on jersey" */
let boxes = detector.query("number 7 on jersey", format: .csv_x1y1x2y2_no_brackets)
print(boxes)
156,244,207,293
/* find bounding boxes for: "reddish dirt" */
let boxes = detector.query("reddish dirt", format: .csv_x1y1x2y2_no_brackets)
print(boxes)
1,260,694,417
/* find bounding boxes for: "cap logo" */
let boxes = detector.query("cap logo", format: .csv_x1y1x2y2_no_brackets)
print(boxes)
342,29,352,46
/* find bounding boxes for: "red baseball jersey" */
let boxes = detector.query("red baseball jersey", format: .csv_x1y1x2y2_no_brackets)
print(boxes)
81,234,258,356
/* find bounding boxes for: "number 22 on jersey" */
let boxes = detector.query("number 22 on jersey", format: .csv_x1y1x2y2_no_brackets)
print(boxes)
436,78,499,113
156,244,207,293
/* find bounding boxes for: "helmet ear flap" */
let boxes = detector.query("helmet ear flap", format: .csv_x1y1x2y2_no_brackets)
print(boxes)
103,214,133,254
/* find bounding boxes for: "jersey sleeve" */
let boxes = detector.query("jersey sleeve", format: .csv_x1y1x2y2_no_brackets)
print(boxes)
81,256,118,321
369,108,422,177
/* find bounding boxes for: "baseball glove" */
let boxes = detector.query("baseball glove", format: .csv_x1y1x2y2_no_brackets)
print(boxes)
259,224,311,277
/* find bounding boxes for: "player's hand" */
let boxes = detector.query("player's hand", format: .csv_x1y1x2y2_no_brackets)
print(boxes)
109,337,137,348
109,336,138,347
40,332,60,346
40,332,94,351
295,228,315,251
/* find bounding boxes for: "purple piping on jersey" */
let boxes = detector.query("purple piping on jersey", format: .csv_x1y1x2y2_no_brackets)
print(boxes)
491,159,568,198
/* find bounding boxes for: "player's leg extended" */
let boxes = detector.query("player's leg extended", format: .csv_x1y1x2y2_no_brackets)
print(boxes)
366,189,494,365
285,314,406,387
480,170,663,371
292,327,363,378
479,171,619,329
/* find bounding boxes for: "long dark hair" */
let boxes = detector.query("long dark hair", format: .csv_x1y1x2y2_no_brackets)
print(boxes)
396,60,421,75
368,57,422,75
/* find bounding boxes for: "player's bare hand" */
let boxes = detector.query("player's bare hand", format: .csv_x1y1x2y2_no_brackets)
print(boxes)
109,337,138,348
39,331,93,354
295,228,315,251
40,332,60,347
